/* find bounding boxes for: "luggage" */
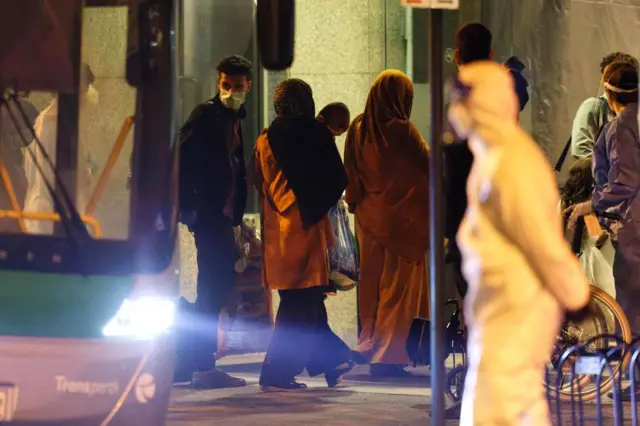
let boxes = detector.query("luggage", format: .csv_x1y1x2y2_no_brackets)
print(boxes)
406,300,466,367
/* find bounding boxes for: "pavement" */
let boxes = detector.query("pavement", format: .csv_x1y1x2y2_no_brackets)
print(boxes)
167,353,439,425
165,353,640,425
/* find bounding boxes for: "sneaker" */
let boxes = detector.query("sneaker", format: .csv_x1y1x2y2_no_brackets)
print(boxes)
191,368,247,389
325,361,355,387
443,401,462,420
260,381,308,392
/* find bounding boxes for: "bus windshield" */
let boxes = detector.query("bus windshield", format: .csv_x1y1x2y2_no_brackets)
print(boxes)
0,5,136,241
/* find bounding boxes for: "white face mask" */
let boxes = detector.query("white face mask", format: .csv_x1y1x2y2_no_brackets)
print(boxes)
220,89,246,111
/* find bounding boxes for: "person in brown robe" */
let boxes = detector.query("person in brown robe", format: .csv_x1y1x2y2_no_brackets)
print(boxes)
344,69,430,377
254,78,354,391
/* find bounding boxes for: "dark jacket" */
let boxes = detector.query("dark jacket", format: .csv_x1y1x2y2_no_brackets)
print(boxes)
445,62,529,247
179,95,247,226
444,141,473,243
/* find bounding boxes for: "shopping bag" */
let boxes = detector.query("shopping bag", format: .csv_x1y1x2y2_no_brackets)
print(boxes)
328,200,359,283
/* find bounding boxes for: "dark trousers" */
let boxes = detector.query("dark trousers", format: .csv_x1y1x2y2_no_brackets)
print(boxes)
613,240,640,337
260,286,351,385
177,218,236,373
447,242,468,299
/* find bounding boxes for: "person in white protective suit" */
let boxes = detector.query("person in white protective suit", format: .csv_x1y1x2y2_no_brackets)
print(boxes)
24,64,98,235
447,62,591,425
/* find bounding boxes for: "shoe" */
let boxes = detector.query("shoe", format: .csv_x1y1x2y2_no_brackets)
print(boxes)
351,350,369,365
609,385,640,401
443,401,462,420
260,381,308,392
191,368,247,389
325,360,355,387
369,364,411,377
173,368,193,384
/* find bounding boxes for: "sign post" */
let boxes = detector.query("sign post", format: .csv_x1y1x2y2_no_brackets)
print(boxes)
402,1,459,424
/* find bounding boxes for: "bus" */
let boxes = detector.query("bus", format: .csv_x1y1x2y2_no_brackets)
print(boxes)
0,1,290,424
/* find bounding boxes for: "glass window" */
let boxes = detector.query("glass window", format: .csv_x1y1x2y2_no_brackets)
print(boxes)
0,5,137,241
76,5,136,240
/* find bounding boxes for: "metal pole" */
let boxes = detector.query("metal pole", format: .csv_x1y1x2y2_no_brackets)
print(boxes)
428,7,445,426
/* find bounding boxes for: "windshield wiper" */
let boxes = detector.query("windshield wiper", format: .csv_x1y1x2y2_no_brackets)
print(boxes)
2,92,91,248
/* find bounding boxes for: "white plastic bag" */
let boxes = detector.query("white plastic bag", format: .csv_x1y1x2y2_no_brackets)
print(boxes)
579,235,616,299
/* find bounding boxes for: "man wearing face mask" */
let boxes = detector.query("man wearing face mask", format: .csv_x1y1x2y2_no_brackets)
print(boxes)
23,63,98,235
176,55,251,389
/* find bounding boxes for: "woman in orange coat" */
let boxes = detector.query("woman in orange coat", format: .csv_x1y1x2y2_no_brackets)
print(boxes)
344,70,430,377
254,79,354,391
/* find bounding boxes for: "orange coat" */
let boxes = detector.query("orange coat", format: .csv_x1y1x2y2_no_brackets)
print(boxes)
254,132,334,291
344,70,430,263
344,70,431,364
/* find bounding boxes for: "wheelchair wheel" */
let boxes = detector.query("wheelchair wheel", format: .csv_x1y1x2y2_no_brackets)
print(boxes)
445,366,466,404
545,286,632,402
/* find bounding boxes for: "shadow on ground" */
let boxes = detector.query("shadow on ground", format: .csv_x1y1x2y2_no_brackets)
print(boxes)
217,362,431,388
168,389,354,421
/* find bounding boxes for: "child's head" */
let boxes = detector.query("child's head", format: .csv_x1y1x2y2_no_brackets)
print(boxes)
317,102,350,137
560,157,594,210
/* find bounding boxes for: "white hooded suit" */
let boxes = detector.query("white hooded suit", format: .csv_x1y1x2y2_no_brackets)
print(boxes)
449,62,590,425
24,96,95,235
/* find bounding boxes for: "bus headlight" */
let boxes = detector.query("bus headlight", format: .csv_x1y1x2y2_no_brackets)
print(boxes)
102,296,176,338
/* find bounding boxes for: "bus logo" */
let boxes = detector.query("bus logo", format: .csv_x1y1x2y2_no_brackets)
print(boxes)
135,373,156,404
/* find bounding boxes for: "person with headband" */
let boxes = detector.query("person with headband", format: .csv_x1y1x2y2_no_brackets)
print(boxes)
565,61,640,399
23,63,98,235
254,78,354,391
570,52,638,159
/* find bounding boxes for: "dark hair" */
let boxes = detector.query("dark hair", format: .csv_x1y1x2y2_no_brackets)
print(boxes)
560,157,594,210
216,55,253,80
455,23,492,65
600,52,639,75
505,56,529,112
318,102,351,131
603,61,639,106
273,78,315,118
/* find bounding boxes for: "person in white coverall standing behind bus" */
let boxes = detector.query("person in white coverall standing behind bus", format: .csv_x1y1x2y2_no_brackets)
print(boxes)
23,63,98,235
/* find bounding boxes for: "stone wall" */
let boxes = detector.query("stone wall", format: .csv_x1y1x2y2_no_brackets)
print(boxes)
80,6,135,240
262,0,407,347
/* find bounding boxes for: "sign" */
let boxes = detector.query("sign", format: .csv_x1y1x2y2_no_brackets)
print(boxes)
574,356,603,376
55,376,119,397
402,0,459,9
445,48,455,63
